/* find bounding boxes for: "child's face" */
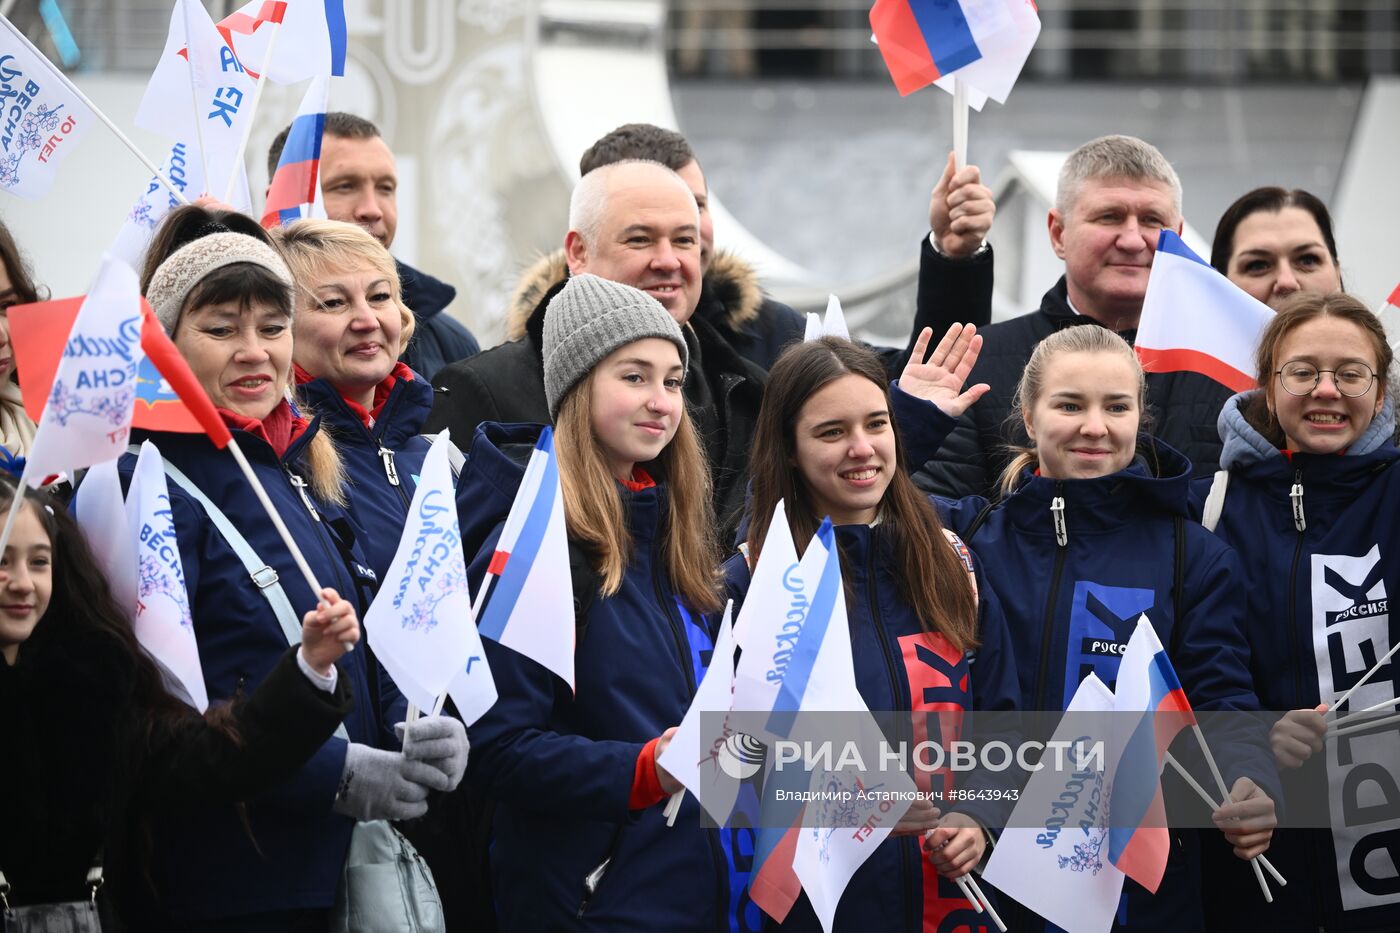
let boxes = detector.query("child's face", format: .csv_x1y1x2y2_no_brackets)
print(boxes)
589,338,685,483
0,502,53,666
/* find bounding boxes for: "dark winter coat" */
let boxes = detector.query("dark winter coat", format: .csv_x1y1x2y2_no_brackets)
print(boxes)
722,521,1021,933
116,413,402,923
427,256,766,540
1191,391,1400,932
913,276,1235,499
460,422,728,932
0,622,350,928
397,258,480,381
299,366,435,580
901,388,1275,931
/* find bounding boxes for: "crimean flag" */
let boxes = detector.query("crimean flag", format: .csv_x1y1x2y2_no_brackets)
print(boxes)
1137,230,1275,394
1107,616,1197,893
217,0,347,83
869,0,1038,100
474,427,575,690
262,74,328,228
11,298,232,448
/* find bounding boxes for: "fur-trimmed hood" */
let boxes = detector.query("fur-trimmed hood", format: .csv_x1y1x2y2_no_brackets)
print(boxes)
503,249,765,342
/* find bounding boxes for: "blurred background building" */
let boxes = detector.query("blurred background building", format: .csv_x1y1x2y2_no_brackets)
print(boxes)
2,0,1397,345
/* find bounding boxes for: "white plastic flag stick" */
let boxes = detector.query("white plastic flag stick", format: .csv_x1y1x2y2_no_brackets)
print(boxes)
179,0,211,184
0,15,188,204
954,876,982,913
1323,640,1400,721
964,875,1005,932
1163,754,1285,889
1188,724,1272,902
952,76,969,170
221,22,281,201
1330,694,1400,725
1332,709,1400,739
663,789,684,827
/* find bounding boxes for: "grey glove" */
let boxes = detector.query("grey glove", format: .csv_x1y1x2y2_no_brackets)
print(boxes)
396,716,470,792
332,742,437,822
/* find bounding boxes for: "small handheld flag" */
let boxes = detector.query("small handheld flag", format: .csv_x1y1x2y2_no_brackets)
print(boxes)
869,0,1039,103
0,14,97,199
262,75,329,228
475,427,575,690
1137,231,1275,393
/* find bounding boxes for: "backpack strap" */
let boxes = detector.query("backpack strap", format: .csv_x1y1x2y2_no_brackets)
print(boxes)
962,500,998,543
941,529,979,606
134,446,349,740
1200,469,1230,532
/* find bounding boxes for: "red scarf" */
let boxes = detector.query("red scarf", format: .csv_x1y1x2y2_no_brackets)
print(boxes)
620,467,656,491
218,400,309,458
294,362,414,429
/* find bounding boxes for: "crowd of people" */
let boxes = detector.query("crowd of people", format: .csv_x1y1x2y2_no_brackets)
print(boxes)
0,115,1389,933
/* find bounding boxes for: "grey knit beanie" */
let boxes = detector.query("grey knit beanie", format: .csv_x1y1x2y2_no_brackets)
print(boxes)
146,232,294,333
542,273,689,418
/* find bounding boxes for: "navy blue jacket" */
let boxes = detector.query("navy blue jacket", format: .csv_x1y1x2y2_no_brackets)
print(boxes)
117,415,401,922
461,422,728,932
723,521,1020,933
1191,391,1400,932
897,390,1273,932
397,258,480,381
299,368,435,580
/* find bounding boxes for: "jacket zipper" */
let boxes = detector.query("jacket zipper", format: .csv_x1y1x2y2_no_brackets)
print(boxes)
1035,482,1070,710
575,826,624,918
863,531,917,933
284,465,354,600
652,561,698,694
1287,469,1307,709
287,470,321,522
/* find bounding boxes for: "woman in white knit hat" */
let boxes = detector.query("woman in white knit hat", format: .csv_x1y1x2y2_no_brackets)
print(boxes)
117,205,466,932
459,273,729,932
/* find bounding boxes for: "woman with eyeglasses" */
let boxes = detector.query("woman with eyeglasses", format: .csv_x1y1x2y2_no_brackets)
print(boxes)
1195,291,1400,932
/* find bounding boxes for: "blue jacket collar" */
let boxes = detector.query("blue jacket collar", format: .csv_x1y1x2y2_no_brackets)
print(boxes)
300,373,434,447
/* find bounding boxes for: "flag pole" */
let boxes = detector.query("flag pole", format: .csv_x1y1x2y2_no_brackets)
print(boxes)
0,15,190,206
963,875,1005,932
223,435,353,651
1187,725,1275,902
952,76,969,171
179,0,212,185
1164,754,1285,888
221,22,282,202
1323,642,1400,721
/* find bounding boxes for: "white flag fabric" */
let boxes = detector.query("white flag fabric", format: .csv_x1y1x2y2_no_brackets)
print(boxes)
1136,231,1275,394
25,256,143,481
110,140,205,269
475,427,575,690
931,0,1042,111
134,0,257,204
0,15,97,199
657,601,741,825
217,0,349,85
72,458,138,617
732,500,802,712
789,521,916,932
803,313,822,342
125,441,207,711
983,673,1125,933
366,432,496,724
821,294,850,340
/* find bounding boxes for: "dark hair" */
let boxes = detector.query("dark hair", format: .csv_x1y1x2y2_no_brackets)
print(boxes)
139,204,278,294
267,111,380,179
579,123,698,177
0,217,44,308
1210,187,1339,276
1243,291,1390,446
746,338,980,651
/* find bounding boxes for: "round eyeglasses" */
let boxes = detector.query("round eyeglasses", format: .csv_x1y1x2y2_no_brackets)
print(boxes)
1276,361,1377,398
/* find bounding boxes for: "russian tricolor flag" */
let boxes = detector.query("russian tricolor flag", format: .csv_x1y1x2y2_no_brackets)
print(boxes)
1107,617,1197,893
1137,230,1276,393
870,0,1039,100
475,427,576,690
262,75,329,229
218,0,347,83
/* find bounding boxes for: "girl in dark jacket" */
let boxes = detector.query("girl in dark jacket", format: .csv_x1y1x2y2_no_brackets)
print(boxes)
899,324,1278,932
731,336,1020,933
1196,292,1400,932
0,477,357,929
463,274,727,931
124,212,466,931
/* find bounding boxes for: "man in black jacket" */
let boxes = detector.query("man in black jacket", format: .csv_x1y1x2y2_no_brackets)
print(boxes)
915,134,1233,498
428,159,765,539
267,112,479,380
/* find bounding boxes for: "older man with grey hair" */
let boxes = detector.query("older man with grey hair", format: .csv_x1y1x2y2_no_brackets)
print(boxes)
911,134,1234,496
429,159,765,538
